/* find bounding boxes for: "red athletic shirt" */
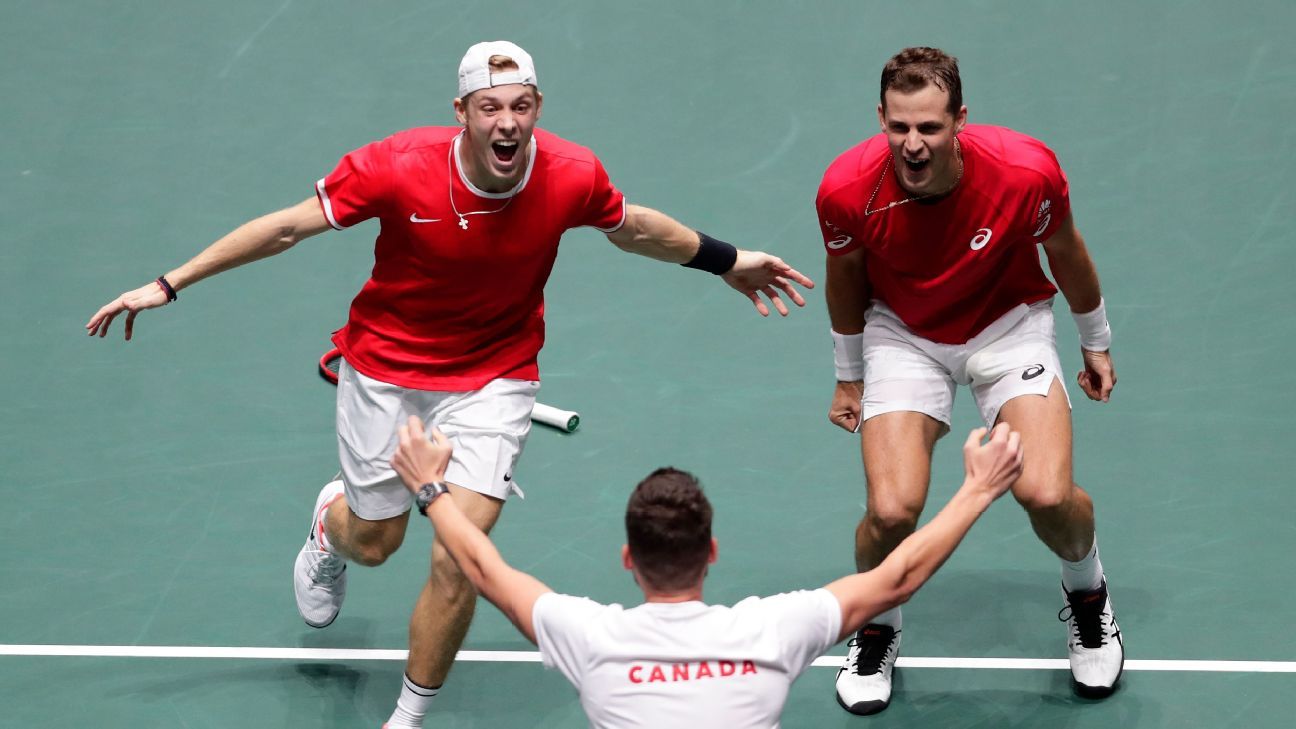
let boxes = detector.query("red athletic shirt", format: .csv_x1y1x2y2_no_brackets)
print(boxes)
316,126,626,391
817,125,1069,344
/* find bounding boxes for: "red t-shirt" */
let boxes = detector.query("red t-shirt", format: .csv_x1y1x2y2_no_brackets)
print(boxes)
316,126,626,391
817,124,1069,343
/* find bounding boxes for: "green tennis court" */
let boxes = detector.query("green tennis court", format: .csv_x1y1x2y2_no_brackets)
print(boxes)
3,1,1294,726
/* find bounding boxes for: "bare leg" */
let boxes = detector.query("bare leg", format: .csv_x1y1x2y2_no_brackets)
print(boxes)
996,377,1095,561
855,411,944,571
323,496,410,566
404,484,504,688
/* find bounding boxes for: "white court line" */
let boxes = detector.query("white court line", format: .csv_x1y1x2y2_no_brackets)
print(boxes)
2,645,1295,672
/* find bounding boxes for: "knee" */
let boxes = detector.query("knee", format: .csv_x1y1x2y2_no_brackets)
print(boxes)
863,498,922,538
351,542,397,567
348,526,405,567
1013,478,1073,515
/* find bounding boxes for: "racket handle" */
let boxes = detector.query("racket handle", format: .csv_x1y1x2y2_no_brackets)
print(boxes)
531,403,580,433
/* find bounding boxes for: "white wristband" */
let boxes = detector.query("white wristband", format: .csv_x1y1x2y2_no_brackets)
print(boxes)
832,330,864,382
1071,298,1112,351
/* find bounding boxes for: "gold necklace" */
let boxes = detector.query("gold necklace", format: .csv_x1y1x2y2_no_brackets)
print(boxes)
449,135,516,230
865,137,963,217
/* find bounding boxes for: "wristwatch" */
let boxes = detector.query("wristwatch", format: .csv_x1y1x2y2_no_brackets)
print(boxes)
415,481,449,516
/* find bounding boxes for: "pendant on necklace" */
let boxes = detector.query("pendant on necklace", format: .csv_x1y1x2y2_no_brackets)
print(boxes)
458,217,469,230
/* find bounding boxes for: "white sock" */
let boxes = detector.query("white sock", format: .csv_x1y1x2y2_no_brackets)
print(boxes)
869,606,902,630
386,673,440,728
1061,537,1104,593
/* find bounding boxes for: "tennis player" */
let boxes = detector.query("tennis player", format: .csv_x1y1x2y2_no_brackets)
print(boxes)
819,47,1123,713
84,40,813,729
390,416,1024,728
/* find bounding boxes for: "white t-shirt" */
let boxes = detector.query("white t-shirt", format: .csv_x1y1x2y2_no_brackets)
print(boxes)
531,589,842,728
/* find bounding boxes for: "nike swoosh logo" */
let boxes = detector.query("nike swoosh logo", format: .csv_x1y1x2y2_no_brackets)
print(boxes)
409,213,441,223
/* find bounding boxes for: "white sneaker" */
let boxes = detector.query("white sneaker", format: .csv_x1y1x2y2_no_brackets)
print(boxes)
835,624,900,715
293,480,348,628
1059,580,1124,697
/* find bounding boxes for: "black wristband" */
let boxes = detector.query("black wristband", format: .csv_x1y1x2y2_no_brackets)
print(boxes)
682,232,738,275
155,275,177,302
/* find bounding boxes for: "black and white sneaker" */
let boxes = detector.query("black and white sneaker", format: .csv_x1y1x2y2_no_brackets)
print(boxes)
835,624,900,715
1059,580,1124,698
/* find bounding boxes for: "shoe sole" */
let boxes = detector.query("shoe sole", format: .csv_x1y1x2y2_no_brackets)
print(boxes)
836,693,891,716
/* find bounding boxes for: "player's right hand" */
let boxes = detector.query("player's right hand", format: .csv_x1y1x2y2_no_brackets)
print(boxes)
829,380,864,433
85,281,171,340
961,423,1023,499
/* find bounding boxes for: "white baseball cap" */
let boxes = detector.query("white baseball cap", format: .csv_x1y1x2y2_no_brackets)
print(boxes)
457,41,538,98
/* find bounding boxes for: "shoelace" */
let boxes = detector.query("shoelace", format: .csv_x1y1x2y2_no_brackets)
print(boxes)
305,549,345,585
1057,593,1112,649
847,628,897,676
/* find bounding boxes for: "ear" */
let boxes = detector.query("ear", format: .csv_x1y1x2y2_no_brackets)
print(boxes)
621,544,633,571
876,102,886,132
707,537,718,565
454,97,468,126
954,104,968,134
534,90,544,120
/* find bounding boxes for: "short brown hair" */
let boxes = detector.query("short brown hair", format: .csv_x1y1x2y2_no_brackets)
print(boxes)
880,47,962,114
488,55,519,73
625,468,713,591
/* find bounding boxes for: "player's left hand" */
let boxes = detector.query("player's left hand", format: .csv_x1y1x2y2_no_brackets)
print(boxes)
722,251,816,317
391,416,453,493
1077,349,1116,403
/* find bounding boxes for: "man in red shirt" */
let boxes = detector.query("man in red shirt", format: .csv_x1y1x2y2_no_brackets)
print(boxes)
86,41,813,729
818,47,1122,714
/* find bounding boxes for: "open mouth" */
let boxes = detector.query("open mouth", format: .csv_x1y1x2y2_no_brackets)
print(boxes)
491,140,519,164
903,158,930,173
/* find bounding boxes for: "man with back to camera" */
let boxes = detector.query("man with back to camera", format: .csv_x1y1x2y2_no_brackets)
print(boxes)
818,46,1124,714
85,40,814,728
390,415,1024,728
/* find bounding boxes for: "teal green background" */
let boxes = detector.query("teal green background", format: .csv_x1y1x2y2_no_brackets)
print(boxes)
2,1,1294,726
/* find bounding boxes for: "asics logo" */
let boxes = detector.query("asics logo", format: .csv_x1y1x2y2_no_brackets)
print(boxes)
1022,364,1045,380
1033,214,1052,237
969,228,993,250
409,213,441,224
824,220,853,250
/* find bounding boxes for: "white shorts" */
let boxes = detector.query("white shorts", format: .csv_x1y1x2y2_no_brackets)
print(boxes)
860,299,1071,429
335,359,538,520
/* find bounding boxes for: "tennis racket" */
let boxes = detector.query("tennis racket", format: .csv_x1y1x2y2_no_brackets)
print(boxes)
318,347,580,432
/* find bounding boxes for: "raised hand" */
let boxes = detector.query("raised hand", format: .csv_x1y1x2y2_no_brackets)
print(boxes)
721,251,815,317
85,280,171,340
961,423,1024,499
390,416,454,492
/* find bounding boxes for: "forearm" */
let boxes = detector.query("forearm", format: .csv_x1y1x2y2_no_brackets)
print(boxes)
879,485,994,600
828,483,992,636
165,200,324,291
605,204,700,263
826,252,869,334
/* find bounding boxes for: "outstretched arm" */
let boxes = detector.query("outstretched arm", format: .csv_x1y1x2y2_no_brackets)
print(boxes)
390,417,552,644
604,204,815,317
824,424,1024,641
85,197,331,339
1041,212,1117,402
